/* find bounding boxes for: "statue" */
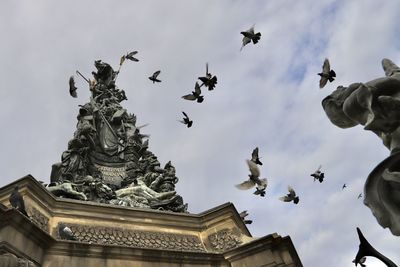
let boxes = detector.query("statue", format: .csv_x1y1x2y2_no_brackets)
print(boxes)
322,58,400,235
48,59,187,213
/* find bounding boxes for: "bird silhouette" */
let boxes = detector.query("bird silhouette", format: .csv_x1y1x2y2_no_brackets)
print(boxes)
198,63,217,91
125,51,139,62
358,193,363,199
310,165,324,183
235,160,267,191
318,58,336,88
179,111,193,128
354,227,397,267
69,76,77,98
182,82,204,103
342,184,347,190
9,185,28,217
279,186,299,204
253,186,266,197
149,70,161,83
251,147,263,165
239,210,253,224
240,25,261,51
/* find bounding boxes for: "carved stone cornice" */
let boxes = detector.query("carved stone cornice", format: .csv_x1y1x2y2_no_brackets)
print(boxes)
223,234,303,267
0,252,38,267
0,209,54,248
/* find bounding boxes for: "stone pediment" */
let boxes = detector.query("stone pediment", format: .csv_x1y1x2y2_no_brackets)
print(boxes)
0,175,302,266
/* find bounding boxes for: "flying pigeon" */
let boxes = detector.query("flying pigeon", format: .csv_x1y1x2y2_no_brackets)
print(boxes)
9,185,28,217
342,184,347,190
353,257,367,267
251,147,263,165
318,58,336,88
358,193,363,199
198,63,217,91
182,82,204,103
125,51,139,62
58,223,77,241
69,76,77,98
253,186,266,197
310,165,324,183
179,111,193,128
235,160,267,191
354,227,397,267
239,210,253,225
149,70,161,83
240,25,261,51
117,51,139,80
279,186,299,204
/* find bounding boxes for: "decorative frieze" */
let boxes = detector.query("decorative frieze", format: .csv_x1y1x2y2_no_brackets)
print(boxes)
57,223,206,252
208,229,242,252
28,207,49,233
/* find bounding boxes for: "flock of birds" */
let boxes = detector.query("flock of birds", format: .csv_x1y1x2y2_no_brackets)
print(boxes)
235,147,361,211
179,25,259,127
179,62,218,127
10,24,397,266
68,25,263,128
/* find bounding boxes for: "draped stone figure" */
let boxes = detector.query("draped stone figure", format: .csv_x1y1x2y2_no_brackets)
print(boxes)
322,58,400,235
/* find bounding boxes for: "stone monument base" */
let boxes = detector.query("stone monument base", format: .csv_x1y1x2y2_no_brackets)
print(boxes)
0,175,302,267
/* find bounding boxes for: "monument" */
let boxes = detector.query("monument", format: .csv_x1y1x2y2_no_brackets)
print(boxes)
48,59,187,213
0,59,302,266
322,58,400,236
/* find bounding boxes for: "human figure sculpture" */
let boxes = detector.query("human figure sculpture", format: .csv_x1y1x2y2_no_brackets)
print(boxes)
48,59,187,212
322,58,400,235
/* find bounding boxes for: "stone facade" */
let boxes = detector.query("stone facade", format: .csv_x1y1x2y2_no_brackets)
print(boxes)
0,175,302,267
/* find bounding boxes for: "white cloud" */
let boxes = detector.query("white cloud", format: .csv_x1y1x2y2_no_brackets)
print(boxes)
0,1,399,266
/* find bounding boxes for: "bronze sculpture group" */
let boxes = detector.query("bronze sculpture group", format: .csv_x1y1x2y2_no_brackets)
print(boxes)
49,59,187,213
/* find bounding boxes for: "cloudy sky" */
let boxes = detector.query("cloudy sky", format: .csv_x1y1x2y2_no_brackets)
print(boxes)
1,0,400,266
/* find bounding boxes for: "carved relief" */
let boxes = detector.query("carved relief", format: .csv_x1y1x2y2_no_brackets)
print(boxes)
28,207,49,233
208,229,242,252
57,223,206,252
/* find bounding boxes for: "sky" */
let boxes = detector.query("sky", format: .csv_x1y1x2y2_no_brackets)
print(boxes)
0,0,400,266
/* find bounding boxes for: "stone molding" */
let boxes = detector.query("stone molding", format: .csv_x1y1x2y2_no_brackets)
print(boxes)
0,242,39,267
0,252,38,267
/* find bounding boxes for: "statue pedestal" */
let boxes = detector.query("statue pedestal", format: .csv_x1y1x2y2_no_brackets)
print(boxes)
0,175,302,267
